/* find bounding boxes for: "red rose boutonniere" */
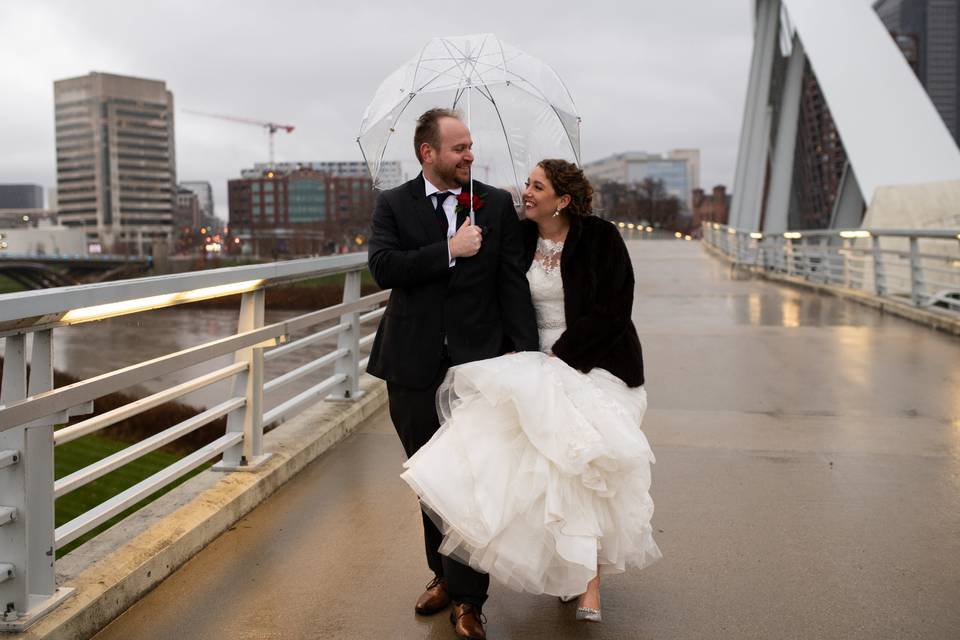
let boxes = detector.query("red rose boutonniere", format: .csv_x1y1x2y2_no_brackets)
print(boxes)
455,191,485,216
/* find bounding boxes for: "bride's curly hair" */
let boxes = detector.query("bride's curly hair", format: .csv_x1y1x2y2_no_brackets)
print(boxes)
538,159,594,217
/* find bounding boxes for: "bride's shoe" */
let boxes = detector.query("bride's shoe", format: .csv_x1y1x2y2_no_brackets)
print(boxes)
575,606,602,622
575,588,602,623
558,594,579,603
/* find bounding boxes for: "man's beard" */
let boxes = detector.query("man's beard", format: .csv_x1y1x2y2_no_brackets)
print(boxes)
437,161,470,188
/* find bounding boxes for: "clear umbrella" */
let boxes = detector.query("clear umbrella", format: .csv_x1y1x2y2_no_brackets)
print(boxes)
358,33,581,217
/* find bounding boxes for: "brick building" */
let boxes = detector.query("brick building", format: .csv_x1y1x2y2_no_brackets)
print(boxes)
228,167,375,256
692,185,730,229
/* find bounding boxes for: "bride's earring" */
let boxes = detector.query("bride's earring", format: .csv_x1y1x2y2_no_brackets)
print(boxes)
552,207,561,218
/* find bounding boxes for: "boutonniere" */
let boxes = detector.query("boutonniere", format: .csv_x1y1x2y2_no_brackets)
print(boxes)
455,191,485,216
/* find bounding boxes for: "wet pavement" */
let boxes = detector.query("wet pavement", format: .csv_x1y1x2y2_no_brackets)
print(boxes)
94,241,960,639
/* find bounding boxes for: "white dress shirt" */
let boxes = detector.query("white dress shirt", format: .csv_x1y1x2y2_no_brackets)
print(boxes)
424,176,461,267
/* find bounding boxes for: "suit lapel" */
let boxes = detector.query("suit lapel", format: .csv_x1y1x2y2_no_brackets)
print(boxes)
409,174,446,244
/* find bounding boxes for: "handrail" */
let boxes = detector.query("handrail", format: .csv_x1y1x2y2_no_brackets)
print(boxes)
0,255,389,630
0,292,386,431
0,252,369,334
701,223,960,315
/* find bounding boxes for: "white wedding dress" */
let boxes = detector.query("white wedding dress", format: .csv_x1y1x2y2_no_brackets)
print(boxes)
401,237,661,597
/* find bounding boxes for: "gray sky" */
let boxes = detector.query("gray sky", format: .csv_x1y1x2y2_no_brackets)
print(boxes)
1,0,758,218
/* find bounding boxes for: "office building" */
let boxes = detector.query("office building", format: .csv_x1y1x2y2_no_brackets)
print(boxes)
228,166,375,256
174,187,202,231
0,184,44,209
875,0,960,143
787,60,850,229
583,150,701,210
179,181,215,224
54,72,176,255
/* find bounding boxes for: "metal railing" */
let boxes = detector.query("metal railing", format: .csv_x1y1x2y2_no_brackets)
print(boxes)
702,223,960,315
0,254,388,630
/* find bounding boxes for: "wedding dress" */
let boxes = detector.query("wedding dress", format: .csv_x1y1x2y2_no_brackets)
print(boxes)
401,237,661,597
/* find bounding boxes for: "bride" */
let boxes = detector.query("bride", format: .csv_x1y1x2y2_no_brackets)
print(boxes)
401,159,661,623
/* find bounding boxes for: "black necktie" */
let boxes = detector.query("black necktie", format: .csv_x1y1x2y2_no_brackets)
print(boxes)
434,191,452,233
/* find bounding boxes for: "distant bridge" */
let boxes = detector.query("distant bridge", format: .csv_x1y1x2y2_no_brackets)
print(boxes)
0,254,152,289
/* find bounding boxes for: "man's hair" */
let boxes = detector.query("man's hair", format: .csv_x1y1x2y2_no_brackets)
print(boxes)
414,108,460,164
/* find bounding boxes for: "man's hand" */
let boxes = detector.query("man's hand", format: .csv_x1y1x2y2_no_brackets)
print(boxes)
448,217,483,258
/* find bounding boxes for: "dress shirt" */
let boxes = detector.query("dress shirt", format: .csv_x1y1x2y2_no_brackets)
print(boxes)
424,176,461,267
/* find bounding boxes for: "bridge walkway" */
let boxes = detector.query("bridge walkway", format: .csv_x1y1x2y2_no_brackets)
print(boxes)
93,241,960,639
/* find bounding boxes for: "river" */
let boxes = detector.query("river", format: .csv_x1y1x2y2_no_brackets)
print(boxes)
3,306,373,415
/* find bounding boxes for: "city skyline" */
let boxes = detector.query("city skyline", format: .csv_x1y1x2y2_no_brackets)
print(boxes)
1,0,881,219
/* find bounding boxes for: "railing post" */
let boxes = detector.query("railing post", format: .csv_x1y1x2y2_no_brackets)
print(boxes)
819,237,831,284
872,235,886,296
800,238,811,280
329,270,364,401
909,236,923,306
0,333,73,632
841,238,852,288
214,288,270,471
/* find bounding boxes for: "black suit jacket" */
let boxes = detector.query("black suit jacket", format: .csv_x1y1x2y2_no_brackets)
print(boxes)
367,174,539,389
521,215,645,387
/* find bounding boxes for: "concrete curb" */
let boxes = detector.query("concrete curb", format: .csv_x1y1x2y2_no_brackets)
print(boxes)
702,242,960,337
15,375,388,640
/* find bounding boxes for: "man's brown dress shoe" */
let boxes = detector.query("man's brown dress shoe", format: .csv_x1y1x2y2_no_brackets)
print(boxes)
450,602,486,640
415,576,450,615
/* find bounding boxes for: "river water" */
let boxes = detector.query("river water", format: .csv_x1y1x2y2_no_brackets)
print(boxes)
4,306,373,415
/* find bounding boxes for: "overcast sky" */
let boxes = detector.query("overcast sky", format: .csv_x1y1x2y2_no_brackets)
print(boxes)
1,0,764,218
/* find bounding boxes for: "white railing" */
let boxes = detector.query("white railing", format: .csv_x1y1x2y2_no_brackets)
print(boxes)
0,254,388,630
702,223,960,315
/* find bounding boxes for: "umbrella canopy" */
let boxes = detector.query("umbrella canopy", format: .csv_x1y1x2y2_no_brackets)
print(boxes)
358,33,580,205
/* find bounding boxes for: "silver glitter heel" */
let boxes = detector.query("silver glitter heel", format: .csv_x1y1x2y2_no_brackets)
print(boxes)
576,607,602,622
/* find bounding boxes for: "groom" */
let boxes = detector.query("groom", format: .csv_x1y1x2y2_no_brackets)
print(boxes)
367,108,538,639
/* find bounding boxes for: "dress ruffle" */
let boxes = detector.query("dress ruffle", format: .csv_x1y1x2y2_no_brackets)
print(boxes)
401,351,661,597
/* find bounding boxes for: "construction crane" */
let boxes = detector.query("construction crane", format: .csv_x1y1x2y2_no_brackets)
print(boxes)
182,109,295,168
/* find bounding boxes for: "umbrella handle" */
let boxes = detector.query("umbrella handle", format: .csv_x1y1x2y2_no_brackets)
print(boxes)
468,85,475,226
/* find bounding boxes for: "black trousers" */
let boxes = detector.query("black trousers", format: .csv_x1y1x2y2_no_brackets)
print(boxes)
387,363,489,607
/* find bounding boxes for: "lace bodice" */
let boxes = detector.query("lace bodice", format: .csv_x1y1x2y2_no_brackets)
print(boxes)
526,238,566,354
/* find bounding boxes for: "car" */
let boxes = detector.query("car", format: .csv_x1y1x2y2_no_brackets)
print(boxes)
922,289,960,311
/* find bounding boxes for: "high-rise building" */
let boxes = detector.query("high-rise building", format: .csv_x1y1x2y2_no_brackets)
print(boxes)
0,184,44,209
54,72,176,255
583,150,701,211
179,181,215,224
789,61,850,229
875,0,960,143
228,165,375,256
